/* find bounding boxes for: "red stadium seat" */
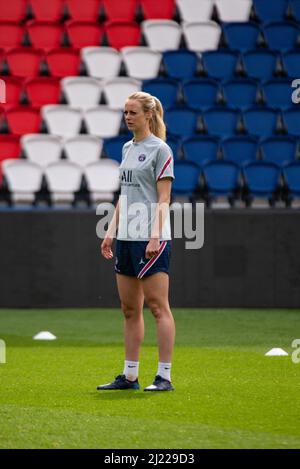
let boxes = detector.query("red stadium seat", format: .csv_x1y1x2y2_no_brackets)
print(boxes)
24,77,61,106
66,21,104,48
0,134,20,183
140,0,176,19
0,0,28,21
29,0,65,21
0,49,5,74
46,48,81,77
0,22,25,50
105,21,141,49
0,76,23,110
26,21,65,50
102,0,138,21
66,0,102,21
6,106,42,135
6,48,44,77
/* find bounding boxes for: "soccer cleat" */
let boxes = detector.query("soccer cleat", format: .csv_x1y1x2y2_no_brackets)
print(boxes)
97,374,140,390
144,375,174,392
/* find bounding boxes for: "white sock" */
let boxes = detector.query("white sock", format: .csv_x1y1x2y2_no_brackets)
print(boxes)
123,360,139,381
157,362,172,381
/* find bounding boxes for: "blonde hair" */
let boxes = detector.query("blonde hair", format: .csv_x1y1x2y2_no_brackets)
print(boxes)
127,91,166,141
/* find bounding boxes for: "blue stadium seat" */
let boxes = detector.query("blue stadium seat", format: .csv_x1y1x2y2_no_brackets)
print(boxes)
282,160,300,205
103,134,130,163
162,50,198,80
223,22,261,51
182,136,220,167
243,107,279,137
242,161,281,205
290,0,300,21
201,50,239,80
166,134,181,160
142,78,179,109
260,136,297,166
263,22,300,52
222,78,259,110
242,49,278,81
253,0,288,22
202,160,240,205
282,50,300,78
221,135,258,166
282,107,300,136
263,79,295,110
165,107,198,138
182,78,220,110
203,107,239,138
172,160,201,199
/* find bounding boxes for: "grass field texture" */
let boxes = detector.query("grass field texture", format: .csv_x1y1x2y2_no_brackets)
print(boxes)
0,308,299,449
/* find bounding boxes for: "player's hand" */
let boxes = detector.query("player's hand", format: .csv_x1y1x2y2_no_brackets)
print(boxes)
145,238,160,259
101,237,114,260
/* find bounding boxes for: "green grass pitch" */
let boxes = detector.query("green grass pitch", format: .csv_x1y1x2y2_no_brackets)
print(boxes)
0,308,299,449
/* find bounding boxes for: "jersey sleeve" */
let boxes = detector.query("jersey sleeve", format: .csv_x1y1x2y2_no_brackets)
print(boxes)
155,143,175,181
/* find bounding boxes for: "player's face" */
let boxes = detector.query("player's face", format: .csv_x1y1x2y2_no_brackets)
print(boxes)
124,99,151,133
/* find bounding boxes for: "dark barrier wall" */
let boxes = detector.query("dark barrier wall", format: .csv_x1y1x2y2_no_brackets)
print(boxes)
0,209,299,308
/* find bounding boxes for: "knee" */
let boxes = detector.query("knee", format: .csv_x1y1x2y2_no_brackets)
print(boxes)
147,299,166,320
121,302,139,320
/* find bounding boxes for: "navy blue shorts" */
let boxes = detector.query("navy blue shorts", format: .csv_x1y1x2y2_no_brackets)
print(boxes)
114,240,171,279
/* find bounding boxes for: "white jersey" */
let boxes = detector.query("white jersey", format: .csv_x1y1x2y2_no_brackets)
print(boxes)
117,134,175,241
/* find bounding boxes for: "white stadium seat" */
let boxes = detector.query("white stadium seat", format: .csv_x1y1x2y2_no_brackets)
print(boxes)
84,160,120,203
81,46,121,79
121,47,162,80
176,0,214,22
3,160,43,204
84,106,123,138
214,0,252,22
64,135,103,166
183,21,221,52
142,20,182,52
61,77,102,110
42,105,83,137
102,77,141,109
21,134,63,167
44,161,82,204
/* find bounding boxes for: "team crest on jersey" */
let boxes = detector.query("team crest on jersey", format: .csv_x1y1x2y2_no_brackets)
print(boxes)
138,154,146,162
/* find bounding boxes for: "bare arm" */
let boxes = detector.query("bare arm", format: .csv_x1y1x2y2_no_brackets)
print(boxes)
101,200,119,259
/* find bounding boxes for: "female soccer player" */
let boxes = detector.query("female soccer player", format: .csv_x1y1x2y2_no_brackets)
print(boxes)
97,92,175,392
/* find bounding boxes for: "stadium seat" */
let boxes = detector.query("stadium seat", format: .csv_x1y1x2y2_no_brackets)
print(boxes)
290,0,300,21
142,78,180,109
45,48,81,78
102,77,141,109
214,0,252,22
65,0,101,21
142,20,182,52
243,107,279,137
81,47,121,79
282,108,300,136
3,160,43,204
176,0,213,22
163,50,198,80
242,161,281,206
172,160,201,199
165,107,198,138
0,48,4,73
29,0,65,21
140,0,176,19
64,135,103,166
84,159,120,203
61,77,102,110
102,0,138,21
221,135,258,167
222,79,259,111
166,134,181,160
0,135,20,183
201,50,239,80
27,21,65,50
282,161,300,205
203,108,239,138
21,134,63,167
42,105,83,137
24,77,61,107
0,0,28,21
263,22,300,52
183,21,221,52
6,106,41,135
252,0,288,22
223,22,261,51
0,76,23,109
182,78,220,111
260,136,297,167
263,79,294,110
84,106,123,137
182,135,219,167
242,49,278,81
202,160,240,205
66,21,104,48
103,134,131,163
121,47,162,80
44,161,83,205
0,22,25,50
105,21,141,49
6,48,44,77
282,50,300,78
